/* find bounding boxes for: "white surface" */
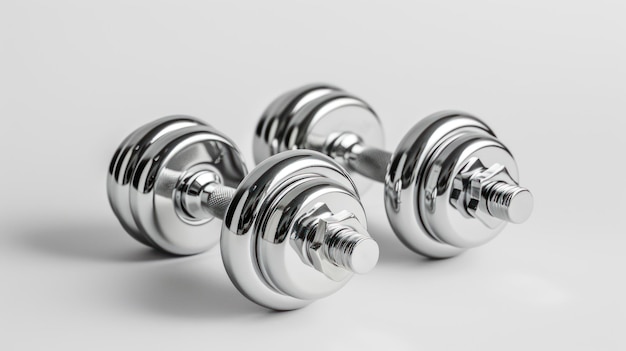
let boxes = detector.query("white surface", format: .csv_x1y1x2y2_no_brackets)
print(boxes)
1,0,625,350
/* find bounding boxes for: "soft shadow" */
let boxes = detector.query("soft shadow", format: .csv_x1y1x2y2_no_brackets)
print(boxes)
13,219,172,263
122,258,270,318
369,219,457,268
10,218,272,317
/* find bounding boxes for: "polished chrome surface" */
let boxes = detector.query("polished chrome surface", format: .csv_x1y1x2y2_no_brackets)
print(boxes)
327,132,392,183
451,161,533,225
111,121,378,308
253,83,340,163
255,84,385,190
107,115,206,248
200,182,237,220
484,182,533,223
221,150,376,310
254,84,533,259
107,116,247,255
315,210,377,276
385,111,533,258
176,170,224,221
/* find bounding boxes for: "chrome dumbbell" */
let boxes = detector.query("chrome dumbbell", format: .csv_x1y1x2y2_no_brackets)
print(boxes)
107,115,379,310
254,84,533,259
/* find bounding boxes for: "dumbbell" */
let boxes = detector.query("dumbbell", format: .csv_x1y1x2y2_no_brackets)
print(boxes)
107,115,379,310
254,84,533,259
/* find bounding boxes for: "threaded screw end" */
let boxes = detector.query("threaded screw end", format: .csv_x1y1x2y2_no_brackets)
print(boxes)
484,182,533,224
324,227,379,274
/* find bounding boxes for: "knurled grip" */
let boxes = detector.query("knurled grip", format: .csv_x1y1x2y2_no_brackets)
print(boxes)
203,183,236,219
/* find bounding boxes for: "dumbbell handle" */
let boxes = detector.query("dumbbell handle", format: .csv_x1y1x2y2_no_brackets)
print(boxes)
200,182,236,219
178,171,235,221
180,170,378,275
326,132,391,184
345,144,392,183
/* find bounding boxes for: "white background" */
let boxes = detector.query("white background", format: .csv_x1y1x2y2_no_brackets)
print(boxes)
1,0,624,350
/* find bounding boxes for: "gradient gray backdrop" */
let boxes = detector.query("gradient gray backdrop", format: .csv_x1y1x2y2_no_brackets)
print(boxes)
1,1,624,350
